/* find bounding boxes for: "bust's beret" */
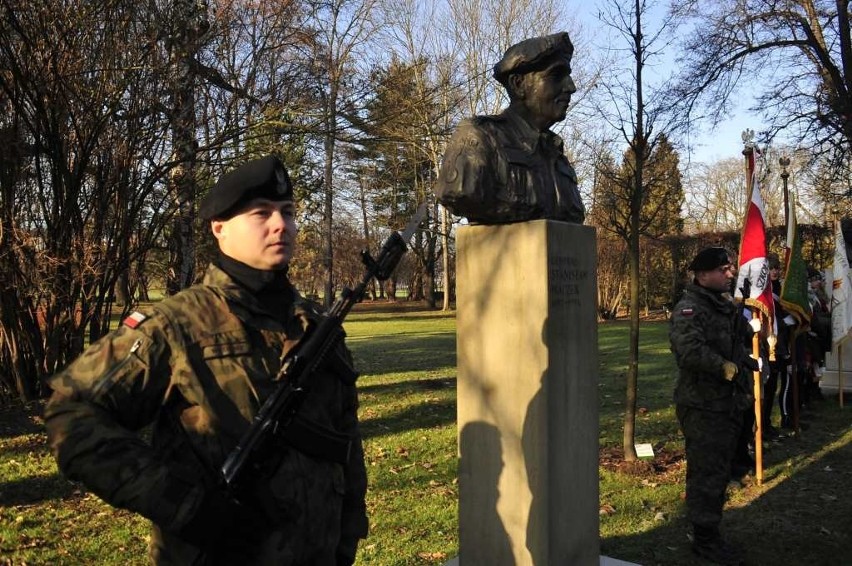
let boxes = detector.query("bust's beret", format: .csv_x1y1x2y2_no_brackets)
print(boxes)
493,32,574,86
688,247,733,272
199,155,293,220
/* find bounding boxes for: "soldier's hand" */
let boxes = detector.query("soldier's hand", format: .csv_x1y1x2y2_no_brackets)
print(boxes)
722,361,738,381
743,355,761,373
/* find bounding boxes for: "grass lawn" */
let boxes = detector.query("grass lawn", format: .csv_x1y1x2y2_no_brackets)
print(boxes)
1,306,850,565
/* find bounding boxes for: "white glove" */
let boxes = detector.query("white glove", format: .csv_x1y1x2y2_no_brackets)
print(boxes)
748,318,761,332
783,315,796,326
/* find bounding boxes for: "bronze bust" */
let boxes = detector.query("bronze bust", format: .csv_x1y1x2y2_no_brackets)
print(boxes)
436,32,585,225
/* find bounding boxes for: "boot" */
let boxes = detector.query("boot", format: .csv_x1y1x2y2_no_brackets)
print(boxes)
692,524,743,565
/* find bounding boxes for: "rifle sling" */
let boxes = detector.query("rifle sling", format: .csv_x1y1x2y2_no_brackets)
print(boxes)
276,414,352,465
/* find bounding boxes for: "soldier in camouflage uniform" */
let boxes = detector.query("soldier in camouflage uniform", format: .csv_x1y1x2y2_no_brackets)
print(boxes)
670,247,758,565
44,155,368,565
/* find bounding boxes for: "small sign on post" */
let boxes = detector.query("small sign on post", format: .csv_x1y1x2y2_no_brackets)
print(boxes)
635,443,654,460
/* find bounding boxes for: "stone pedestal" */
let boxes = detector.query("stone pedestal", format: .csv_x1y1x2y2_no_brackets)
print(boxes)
823,341,852,394
456,220,599,565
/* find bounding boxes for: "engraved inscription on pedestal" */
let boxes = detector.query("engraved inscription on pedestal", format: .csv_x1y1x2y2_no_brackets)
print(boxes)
548,253,588,308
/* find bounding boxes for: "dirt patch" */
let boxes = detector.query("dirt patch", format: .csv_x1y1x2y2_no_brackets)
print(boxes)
600,445,685,481
0,400,45,438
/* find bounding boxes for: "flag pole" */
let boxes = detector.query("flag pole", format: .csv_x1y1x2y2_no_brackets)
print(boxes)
790,328,802,434
751,311,764,485
781,156,790,237
782,157,801,435
742,137,764,483
781,156,791,267
839,342,845,408
836,215,846,408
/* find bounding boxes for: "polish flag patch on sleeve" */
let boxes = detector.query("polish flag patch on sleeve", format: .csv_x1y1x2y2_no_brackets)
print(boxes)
123,311,148,329
680,308,694,317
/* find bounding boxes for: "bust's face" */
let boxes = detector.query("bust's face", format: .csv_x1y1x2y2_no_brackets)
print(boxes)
512,56,576,130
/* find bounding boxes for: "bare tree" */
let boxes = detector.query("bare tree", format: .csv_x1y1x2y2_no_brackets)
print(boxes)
0,0,177,401
592,0,685,461
684,158,753,233
306,0,380,307
682,148,833,236
670,0,852,197
162,0,209,295
0,0,317,402
375,0,470,309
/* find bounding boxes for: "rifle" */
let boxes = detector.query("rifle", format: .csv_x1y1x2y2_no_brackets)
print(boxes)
220,205,426,494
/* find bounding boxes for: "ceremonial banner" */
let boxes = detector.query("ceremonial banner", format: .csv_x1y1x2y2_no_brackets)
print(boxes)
780,196,811,325
734,149,774,329
831,219,852,347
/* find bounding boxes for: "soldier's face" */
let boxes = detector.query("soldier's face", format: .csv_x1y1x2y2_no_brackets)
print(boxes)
517,57,576,129
211,198,298,270
696,263,736,293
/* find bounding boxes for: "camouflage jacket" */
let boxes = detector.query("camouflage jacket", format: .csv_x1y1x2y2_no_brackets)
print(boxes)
435,108,585,224
669,283,750,412
45,264,368,565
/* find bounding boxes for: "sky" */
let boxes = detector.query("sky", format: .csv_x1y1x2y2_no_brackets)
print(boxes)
683,101,768,166
572,0,771,168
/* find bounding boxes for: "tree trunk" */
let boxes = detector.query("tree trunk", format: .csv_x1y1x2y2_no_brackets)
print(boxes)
623,0,644,463
165,0,202,295
323,126,335,307
441,206,451,311
624,229,640,462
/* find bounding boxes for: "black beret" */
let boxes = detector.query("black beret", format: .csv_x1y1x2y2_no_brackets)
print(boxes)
199,155,293,221
807,267,823,280
688,247,732,272
493,32,574,86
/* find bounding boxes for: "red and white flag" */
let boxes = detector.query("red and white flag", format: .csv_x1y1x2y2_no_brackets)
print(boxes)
734,148,775,329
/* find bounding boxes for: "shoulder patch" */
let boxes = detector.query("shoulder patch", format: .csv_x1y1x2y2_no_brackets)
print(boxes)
123,311,148,329
680,308,694,317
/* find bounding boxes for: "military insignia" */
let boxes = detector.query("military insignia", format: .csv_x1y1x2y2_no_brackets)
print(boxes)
680,308,694,316
275,167,287,196
123,311,148,329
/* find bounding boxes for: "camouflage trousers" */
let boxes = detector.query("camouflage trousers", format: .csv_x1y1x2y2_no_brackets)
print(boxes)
676,405,743,528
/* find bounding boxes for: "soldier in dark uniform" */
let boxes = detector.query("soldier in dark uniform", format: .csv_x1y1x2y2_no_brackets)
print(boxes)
44,155,368,565
763,252,789,438
435,32,585,225
670,247,758,565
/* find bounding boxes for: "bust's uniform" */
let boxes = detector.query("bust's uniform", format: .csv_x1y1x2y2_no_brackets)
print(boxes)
44,155,367,565
435,31,585,225
436,108,585,224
